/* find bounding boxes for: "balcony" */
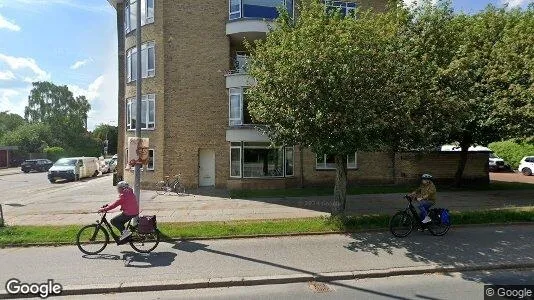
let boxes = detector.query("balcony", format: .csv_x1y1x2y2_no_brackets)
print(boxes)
227,0,294,44
225,54,256,88
226,125,270,142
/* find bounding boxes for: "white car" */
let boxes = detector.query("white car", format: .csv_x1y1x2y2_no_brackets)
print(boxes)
518,156,534,176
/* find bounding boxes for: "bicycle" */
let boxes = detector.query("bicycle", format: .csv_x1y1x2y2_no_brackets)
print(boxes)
76,208,160,255
155,174,185,195
389,195,451,237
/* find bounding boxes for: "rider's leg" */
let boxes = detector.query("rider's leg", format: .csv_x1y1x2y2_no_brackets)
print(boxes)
111,213,131,233
418,201,433,223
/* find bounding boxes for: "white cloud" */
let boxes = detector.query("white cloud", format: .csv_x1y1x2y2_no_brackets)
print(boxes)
0,53,50,82
0,70,16,81
70,58,93,70
502,0,532,7
0,87,29,116
68,75,104,102
0,14,21,31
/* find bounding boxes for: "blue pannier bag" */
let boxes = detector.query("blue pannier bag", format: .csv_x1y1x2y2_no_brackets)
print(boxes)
440,209,450,225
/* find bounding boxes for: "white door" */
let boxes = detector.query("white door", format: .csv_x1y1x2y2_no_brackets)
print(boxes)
199,149,215,187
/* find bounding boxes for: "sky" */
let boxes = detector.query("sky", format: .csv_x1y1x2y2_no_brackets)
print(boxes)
0,0,533,131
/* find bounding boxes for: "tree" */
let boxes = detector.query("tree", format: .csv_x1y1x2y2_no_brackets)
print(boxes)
0,123,54,154
92,124,118,155
24,81,91,148
247,0,398,215
0,111,26,141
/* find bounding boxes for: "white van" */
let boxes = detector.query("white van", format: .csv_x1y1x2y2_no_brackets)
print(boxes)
47,157,100,183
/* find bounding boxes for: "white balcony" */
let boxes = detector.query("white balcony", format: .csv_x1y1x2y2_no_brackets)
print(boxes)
226,126,270,142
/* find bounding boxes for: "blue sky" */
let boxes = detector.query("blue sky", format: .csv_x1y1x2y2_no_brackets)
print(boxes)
0,0,533,130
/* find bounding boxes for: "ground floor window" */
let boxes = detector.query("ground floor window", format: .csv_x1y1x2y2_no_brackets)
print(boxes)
230,142,294,178
316,153,357,170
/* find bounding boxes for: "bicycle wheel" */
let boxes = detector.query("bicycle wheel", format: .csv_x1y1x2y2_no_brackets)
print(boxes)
389,211,414,238
172,181,186,195
129,229,160,253
155,181,167,195
427,211,451,236
76,224,110,255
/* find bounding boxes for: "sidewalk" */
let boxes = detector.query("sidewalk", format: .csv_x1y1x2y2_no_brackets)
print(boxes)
4,188,534,226
0,168,20,177
0,225,533,297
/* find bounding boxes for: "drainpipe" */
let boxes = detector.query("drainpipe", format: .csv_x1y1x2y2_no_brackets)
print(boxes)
134,0,142,206
0,204,4,227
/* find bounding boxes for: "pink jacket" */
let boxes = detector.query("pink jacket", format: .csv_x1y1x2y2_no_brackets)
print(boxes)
102,188,139,216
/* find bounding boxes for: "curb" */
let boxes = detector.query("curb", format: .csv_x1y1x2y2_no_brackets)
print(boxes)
1,263,534,298
1,222,533,249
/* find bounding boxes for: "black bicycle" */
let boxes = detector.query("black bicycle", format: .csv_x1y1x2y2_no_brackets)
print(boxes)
389,195,451,237
76,208,160,255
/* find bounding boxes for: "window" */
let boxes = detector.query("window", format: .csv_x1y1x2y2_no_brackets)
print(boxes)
126,94,156,130
126,42,155,82
230,143,241,177
316,153,358,169
324,1,357,17
230,143,294,178
147,149,154,170
124,149,128,169
230,0,294,20
228,88,253,126
125,0,155,34
229,88,242,126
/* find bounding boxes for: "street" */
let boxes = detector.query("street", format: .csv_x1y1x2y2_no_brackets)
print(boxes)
72,269,534,300
0,225,533,298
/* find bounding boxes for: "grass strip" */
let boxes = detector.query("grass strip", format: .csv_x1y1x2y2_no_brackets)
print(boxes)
1,208,533,247
229,181,534,199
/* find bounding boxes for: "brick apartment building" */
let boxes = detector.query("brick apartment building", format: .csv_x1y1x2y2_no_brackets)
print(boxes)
106,0,488,190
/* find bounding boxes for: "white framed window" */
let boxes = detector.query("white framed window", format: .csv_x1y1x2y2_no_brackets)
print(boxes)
316,153,358,170
229,88,243,126
324,0,357,17
230,143,294,178
230,142,241,178
125,0,155,34
147,149,155,170
126,94,156,130
229,0,241,20
126,42,155,83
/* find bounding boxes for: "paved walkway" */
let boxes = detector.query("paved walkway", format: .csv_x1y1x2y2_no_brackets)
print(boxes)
4,187,534,226
0,225,533,296
0,167,20,177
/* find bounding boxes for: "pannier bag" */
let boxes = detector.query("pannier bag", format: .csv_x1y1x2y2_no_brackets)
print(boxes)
138,215,157,234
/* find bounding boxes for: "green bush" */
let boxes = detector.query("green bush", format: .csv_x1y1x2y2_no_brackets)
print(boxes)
43,146,65,162
489,140,534,168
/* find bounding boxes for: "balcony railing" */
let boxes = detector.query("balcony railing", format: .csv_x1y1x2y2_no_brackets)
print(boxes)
229,0,294,21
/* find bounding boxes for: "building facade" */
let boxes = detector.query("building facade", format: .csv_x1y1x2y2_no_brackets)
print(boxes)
107,0,488,190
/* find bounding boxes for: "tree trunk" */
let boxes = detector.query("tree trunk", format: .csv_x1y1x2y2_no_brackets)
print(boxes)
0,204,4,227
299,145,304,188
390,150,396,184
454,141,470,187
332,154,347,216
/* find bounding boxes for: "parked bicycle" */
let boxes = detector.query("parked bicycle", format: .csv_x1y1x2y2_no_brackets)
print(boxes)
389,195,451,237
76,208,160,255
155,174,185,195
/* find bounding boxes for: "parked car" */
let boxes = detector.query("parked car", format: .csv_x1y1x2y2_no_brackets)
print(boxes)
100,159,110,174
441,145,511,172
48,157,100,183
518,156,534,176
20,159,53,173
104,158,116,173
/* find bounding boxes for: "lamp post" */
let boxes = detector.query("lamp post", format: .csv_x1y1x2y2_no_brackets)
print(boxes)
134,0,142,206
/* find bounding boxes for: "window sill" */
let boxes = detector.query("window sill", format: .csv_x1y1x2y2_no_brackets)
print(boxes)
315,168,359,171
126,74,156,84
126,128,156,132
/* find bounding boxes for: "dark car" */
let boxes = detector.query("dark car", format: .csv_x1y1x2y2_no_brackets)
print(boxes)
20,159,54,173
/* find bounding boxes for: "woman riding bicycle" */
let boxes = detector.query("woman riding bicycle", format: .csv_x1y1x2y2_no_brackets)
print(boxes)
99,181,139,241
409,173,436,224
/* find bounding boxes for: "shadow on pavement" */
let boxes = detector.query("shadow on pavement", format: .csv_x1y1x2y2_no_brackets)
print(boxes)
120,251,177,268
345,225,534,285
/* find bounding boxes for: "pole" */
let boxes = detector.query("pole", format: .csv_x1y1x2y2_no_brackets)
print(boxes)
135,0,142,206
0,204,4,227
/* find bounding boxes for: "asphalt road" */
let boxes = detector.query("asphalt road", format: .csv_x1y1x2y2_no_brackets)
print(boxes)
72,269,534,300
0,226,533,294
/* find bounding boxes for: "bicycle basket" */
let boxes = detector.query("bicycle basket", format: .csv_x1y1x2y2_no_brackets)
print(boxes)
430,208,450,226
138,215,157,234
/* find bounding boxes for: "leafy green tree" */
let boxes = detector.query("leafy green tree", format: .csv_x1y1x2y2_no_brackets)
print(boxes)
0,123,54,154
24,81,91,149
0,111,26,141
247,0,400,215
43,146,65,162
92,124,118,155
